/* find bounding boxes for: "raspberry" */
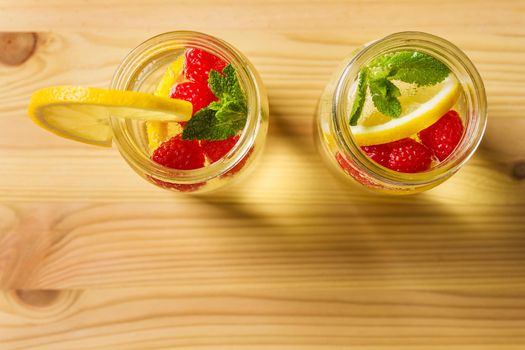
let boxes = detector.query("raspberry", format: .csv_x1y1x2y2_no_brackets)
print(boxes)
360,143,390,167
224,147,253,177
151,135,205,170
336,152,377,187
148,176,205,193
418,110,464,161
200,136,239,163
171,81,217,116
184,48,228,83
362,138,432,173
201,136,251,177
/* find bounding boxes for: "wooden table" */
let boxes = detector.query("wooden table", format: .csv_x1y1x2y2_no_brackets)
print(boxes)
1,0,524,348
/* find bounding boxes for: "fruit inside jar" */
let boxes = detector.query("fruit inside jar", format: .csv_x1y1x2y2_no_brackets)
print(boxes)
346,50,467,174
142,48,251,181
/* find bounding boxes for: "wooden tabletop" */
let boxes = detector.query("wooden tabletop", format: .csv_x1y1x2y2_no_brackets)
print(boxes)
1,0,525,348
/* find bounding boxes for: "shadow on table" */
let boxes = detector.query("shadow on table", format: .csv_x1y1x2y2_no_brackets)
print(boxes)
190,97,525,289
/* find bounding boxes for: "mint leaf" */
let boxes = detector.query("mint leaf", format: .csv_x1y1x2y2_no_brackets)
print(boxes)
215,100,246,123
182,108,238,141
383,51,449,86
349,70,368,126
182,64,247,141
209,64,245,104
371,94,401,118
349,49,450,125
369,78,401,118
369,78,400,98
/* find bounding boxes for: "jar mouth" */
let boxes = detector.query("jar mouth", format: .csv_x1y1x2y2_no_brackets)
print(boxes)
110,31,262,184
333,31,488,186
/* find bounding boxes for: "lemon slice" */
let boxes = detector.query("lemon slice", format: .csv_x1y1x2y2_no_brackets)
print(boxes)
154,55,185,97
351,76,460,146
28,86,192,147
147,55,185,150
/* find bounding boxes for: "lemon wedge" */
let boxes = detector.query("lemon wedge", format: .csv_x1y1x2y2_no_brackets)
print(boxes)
351,76,460,146
154,55,185,97
146,55,186,151
28,86,192,147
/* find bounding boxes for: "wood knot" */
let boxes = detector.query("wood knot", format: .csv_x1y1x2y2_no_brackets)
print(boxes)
7,290,81,321
0,32,37,66
14,290,60,308
512,162,525,180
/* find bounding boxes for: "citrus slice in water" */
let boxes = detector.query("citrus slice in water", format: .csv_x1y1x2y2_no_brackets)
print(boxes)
146,55,185,150
351,76,460,146
28,86,192,147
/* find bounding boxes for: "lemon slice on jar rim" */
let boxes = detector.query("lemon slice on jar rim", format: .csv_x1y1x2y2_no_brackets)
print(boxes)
28,86,192,147
351,75,461,146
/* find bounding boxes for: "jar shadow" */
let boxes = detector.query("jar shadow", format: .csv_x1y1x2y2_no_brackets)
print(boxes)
478,115,525,179
198,185,522,289
191,92,523,289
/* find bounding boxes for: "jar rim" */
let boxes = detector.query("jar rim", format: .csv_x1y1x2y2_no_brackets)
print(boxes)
332,31,488,187
110,31,262,184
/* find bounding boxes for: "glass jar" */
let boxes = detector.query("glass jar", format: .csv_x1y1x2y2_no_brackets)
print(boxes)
316,31,487,194
110,31,268,193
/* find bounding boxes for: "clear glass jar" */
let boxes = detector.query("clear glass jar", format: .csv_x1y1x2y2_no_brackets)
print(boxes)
110,31,268,193
316,32,487,194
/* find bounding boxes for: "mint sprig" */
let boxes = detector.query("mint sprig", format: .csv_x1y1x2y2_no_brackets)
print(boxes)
369,78,401,118
380,51,450,86
182,64,247,141
208,64,245,103
349,50,450,125
349,70,368,126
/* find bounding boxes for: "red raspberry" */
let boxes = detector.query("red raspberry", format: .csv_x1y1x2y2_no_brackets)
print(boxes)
184,48,228,83
171,81,217,116
362,138,432,173
418,110,464,161
151,135,205,170
360,143,390,167
336,152,377,187
148,176,205,193
200,136,239,163
224,147,253,177
201,136,251,177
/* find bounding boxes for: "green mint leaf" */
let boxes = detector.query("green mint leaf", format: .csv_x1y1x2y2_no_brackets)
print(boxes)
369,78,386,96
207,101,222,111
369,78,401,118
349,70,368,126
367,55,392,80
382,51,450,86
208,69,227,98
349,49,449,126
369,78,400,98
371,94,402,118
184,64,247,141
209,64,245,103
389,80,401,97
215,100,246,124
181,108,238,141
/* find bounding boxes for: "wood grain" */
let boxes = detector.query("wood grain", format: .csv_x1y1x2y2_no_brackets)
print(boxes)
1,201,525,290
0,0,524,348
1,289,525,349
